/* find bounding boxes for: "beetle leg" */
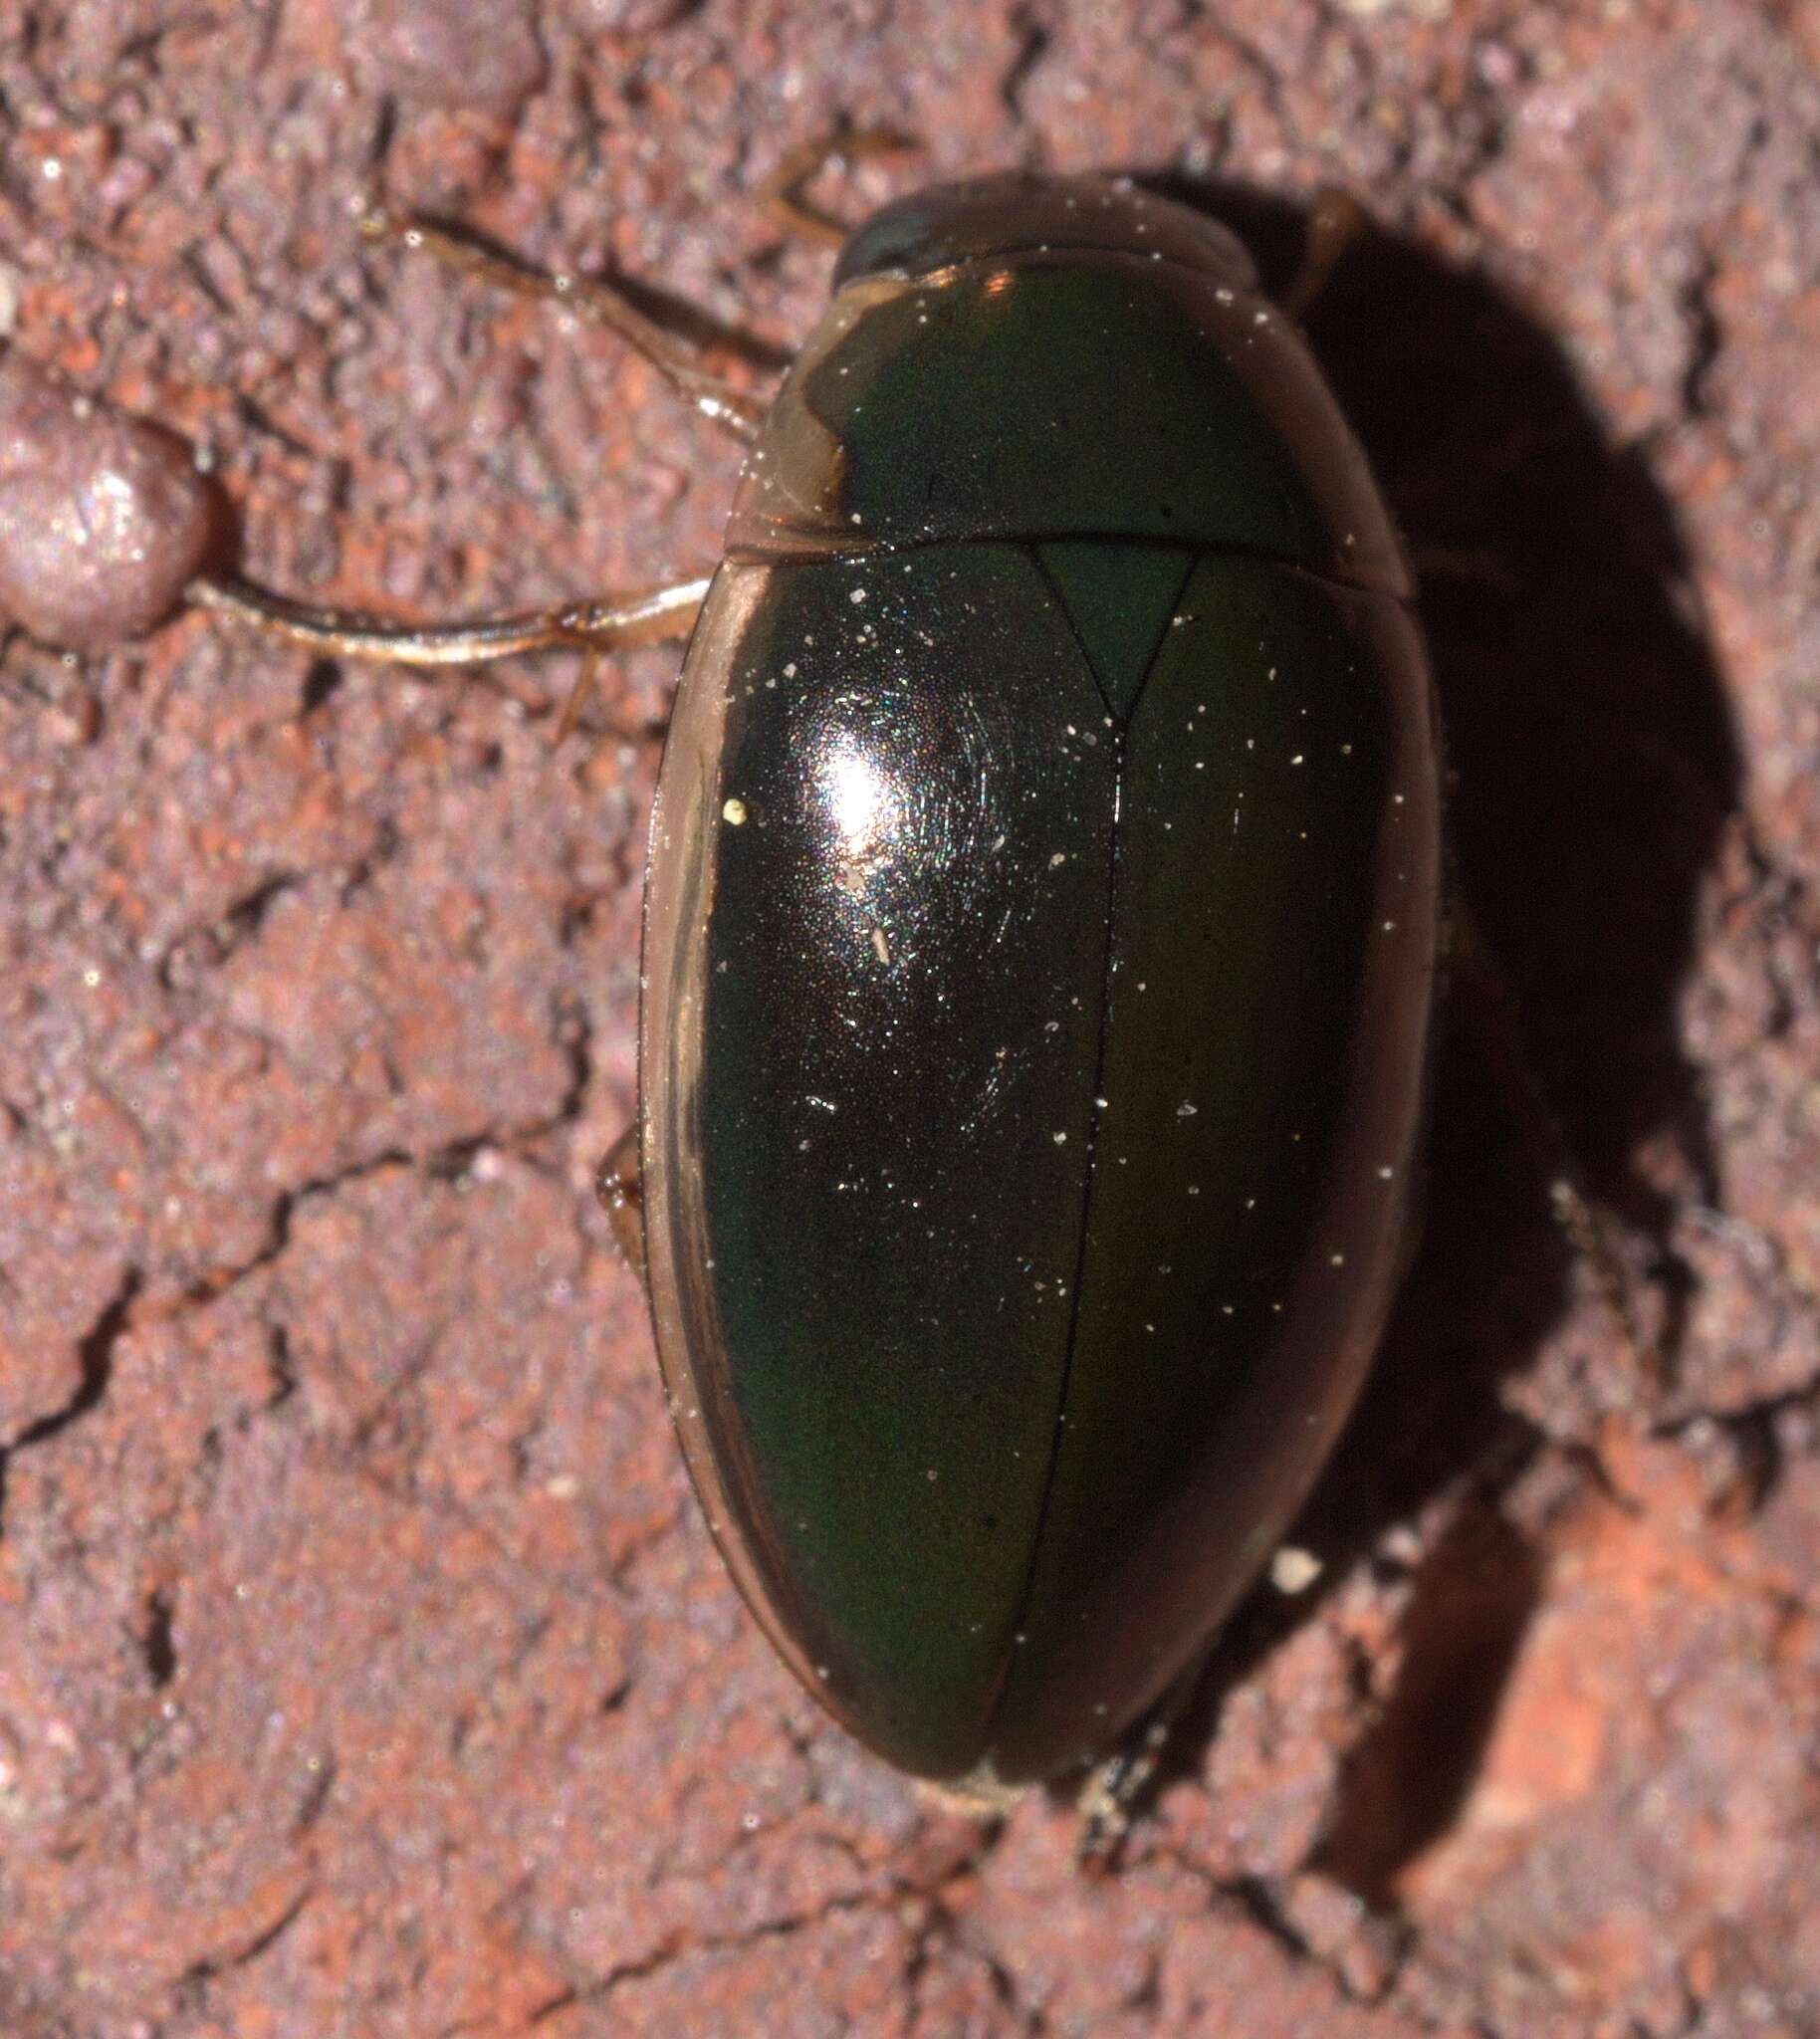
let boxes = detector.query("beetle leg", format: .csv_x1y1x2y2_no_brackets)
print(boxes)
187,571,709,667
1282,187,1370,323
757,125,917,248
360,211,766,446
186,570,708,738
1446,897,1663,1384
554,643,604,746
593,1125,646,1288
1074,1655,1210,1868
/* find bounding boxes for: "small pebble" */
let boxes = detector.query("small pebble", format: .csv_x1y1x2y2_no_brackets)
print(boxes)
0,352,215,651
1268,1545,1323,1595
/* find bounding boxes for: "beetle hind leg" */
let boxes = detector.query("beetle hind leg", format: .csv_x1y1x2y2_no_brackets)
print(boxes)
1446,895,1663,1385
1074,1655,1210,1868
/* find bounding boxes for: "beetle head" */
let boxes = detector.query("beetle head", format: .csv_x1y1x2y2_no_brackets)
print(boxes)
834,174,1258,292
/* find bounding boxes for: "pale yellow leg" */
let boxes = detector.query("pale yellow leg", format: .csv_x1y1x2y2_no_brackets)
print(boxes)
187,570,709,668
187,571,709,740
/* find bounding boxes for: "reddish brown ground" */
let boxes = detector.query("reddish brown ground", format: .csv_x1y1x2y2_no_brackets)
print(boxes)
2,2,1817,2033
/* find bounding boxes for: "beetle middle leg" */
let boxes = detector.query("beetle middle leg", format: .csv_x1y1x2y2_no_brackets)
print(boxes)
185,571,708,737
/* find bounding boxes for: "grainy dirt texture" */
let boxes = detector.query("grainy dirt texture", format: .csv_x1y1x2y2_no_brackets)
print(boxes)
1,2,1816,2034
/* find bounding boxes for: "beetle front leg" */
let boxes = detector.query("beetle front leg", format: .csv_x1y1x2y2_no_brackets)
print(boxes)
757,125,917,247
360,211,768,446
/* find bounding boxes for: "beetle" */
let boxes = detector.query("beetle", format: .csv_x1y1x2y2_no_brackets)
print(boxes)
633,173,1441,1798
43,163,1443,1812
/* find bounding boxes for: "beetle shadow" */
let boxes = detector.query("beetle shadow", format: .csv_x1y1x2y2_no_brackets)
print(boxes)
1089,177,1740,1896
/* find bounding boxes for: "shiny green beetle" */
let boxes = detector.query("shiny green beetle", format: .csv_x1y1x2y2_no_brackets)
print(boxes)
638,174,1442,1792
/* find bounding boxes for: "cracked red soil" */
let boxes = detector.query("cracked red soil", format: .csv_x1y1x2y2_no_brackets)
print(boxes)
3,2,1819,2034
